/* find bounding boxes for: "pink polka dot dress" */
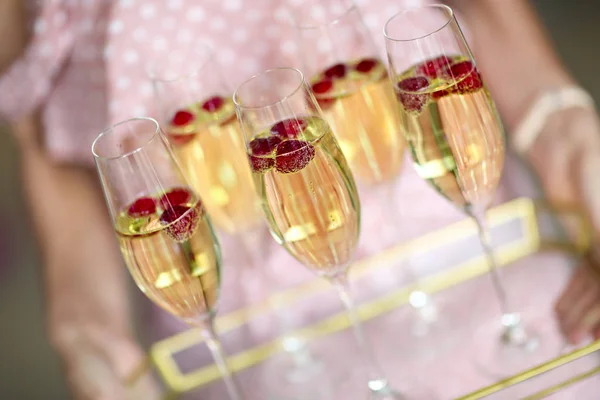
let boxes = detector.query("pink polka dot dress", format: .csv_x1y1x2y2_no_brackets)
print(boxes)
1,0,437,164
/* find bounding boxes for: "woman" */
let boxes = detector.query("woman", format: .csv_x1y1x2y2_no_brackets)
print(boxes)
1,0,599,398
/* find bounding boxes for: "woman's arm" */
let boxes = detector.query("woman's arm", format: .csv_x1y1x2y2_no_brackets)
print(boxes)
0,0,29,73
0,3,149,395
11,115,144,398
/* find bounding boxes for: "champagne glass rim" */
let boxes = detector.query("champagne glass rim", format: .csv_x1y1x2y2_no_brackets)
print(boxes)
290,1,358,30
146,43,214,84
92,117,160,161
383,4,454,42
233,67,305,110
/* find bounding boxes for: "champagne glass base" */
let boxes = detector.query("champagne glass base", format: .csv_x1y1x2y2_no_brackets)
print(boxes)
472,313,563,378
337,369,440,400
385,295,458,361
368,387,438,400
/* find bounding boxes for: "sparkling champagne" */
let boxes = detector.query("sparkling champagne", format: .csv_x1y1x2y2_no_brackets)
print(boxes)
310,58,405,185
246,116,360,276
166,96,262,234
115,188,221,321
395,56,505,210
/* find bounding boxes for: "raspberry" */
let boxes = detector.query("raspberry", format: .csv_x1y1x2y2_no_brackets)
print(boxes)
270,118,308,139
415,55,452,78
396,76,430,113
159,204,201,242
274,140,316,174
324,63,347,79
159,188,192,209
127,197,157,217
247,136,282,173
355,58,379,73
201,96,225,113
448,61,483,94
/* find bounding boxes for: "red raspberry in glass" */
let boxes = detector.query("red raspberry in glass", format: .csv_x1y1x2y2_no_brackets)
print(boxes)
448,61,483,94
432,88,451,100
311,80,335,110
248,156,274,174
159,187,193,209
159,204,201,242
274,140,316,174
249,136,282,155
201,96,225,113
396,76,430,113
168,109,195,146
324,63,347,79
247,136,281,173
127,197,157,218
171,110,194,126
355,58,379,73
270,118,308,139
312,80,333,94
415,55,453,78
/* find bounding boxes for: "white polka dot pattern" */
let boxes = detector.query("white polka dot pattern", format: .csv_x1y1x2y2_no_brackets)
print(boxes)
108,19,124,35
120,0,134,8
140,4,156,19
224,0,243,12
123,49,139,64
187,7,206,22
0,0,442,165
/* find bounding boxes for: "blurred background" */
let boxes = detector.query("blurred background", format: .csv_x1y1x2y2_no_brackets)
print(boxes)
0,1,599,398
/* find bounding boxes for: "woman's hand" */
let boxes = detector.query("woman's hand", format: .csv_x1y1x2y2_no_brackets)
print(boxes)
526,107,600,345
555,258,600,345
52,324,151,399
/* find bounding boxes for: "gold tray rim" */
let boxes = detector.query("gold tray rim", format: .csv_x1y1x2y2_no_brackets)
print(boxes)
457,340,600,399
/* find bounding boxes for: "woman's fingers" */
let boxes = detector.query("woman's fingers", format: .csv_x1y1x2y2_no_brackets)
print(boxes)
125,370,164,400
593,324,600,340
67,346,127,400
555,266,589,314
555,261,600,345
561,281,600,343
571,304,600,345
62,329,148,400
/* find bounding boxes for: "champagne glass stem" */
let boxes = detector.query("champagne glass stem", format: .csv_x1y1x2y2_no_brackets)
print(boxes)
330,273,394,396
200,321,244,400
382,181,433,316
239,231,311,360
470,208,526,343
238,231,261,270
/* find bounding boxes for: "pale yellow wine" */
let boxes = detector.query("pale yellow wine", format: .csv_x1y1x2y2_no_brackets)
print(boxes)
116,190,221,321
247,116,360,276
310,58,406,185
395,56,505,210
167,97,262,234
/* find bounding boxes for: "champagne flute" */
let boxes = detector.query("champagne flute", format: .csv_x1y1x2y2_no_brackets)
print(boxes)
148,44,264,238
292,0,444,342
234,67,426,399
92,117,243,399
384,4,555,375
291,0,405,186
149,44,318,378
